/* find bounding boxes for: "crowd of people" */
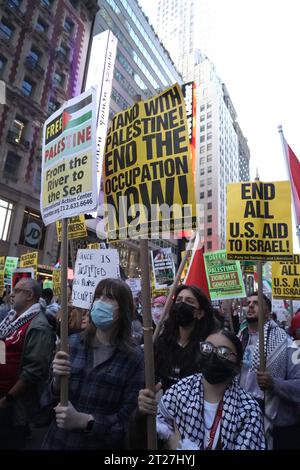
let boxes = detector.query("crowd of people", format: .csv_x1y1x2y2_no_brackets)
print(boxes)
0,277,299,451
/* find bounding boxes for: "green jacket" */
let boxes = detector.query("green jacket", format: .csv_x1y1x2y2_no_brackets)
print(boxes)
13,311,56,426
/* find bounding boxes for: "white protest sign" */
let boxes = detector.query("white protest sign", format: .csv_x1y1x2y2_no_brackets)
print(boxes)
126,278,141,298
72,249,120,309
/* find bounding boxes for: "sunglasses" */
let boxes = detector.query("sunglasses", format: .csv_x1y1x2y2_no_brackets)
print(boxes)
199,341,237,361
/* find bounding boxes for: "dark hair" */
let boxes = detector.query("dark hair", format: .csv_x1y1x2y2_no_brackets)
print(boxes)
83,278,135,352
217,328,243,365
154,284,216,384
250,291,272,313
42,288,53,302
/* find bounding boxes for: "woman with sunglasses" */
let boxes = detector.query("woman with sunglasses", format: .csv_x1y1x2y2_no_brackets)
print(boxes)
154,284,215,392
138,329,266,450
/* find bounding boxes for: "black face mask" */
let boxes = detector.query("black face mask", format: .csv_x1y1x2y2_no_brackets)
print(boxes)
198,352,237,384
172,302,196,327
246,316,258,324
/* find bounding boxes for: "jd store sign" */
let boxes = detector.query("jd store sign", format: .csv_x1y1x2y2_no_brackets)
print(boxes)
19,207,46,249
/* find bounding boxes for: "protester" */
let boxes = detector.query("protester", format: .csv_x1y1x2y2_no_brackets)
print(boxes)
153,284,216,391
41,288,60,317
290,308,300,340
0,278,56,449
41,278,144,450
151,295,167,327
138,329,265,450
0,289,11,322
239,291,300,449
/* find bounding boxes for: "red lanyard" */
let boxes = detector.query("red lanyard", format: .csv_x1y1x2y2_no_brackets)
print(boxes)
206,400,223,450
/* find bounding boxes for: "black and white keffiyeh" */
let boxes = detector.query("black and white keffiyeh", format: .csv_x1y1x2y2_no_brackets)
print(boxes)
0,303,41,339
250,320,288,378
157,374,266,450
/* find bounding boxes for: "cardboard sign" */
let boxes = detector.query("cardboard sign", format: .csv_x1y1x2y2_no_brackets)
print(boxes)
0,256,5,297
103,83,196,239
56,215,87,242
72,249,120,309
52,268,61,297
41,88,97,225
204,250,246,301
272,254,300,299
11,268,34,289
20,251,38,278
151,248,175,290
126,278,141,298
4,257,18,287
226,181,293,261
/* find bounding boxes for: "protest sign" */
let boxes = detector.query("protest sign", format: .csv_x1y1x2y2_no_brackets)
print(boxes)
151,248,175,290
20,251,38,278
204,250,246,301
87,243,100,249
41,88,97,225
52,268,61,297
226,181,293,261
72,249,120,309
4,257,18,287
0,256,5,297
272,254,300,299
103,83,196,239
56,215,87,242
11,268,34,289
43,279,53,290
126,278,141,298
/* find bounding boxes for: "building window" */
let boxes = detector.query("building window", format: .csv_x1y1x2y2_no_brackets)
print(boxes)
207,143,212,151
200,168,205,176
21,78,34,96
200,157,205,165
200,192,204,199
200,135,205,143
0,198,13,241
48,98,60,113
207,215,212,223
11,117,26,143
200,125,205,132
4,151,21,178
207,202,212,210
41,0,53,8
53,71,65,87
207,228,212,236
64,17,74,34
207,154,212,162
0,18,14,41
207,121,212,129
200,146,205,154
207,111,212,119
207,166,212,173
207,132,212,140
207,177,212,185
207,190,212,197
207,241,212,250
0,55,7,76
35,17,48,33
57,43,70,60
200,105,205,112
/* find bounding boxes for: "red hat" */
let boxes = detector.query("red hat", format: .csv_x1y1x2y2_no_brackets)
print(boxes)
291,312,300,338
152,295,167,305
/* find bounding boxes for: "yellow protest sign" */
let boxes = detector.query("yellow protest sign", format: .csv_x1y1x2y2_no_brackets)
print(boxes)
272,254,300,299
87,243,100,249
41,88,97,226
20,252,38,278
56,215,87,242
0,256,5,297
53,268,61,297
226,181,293,261
103,83,196,239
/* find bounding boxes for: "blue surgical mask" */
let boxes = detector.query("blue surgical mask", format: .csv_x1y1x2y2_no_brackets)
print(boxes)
90,300,115,330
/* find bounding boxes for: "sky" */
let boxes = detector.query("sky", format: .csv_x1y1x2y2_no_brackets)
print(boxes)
139,0,300,251
139,0,300,181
